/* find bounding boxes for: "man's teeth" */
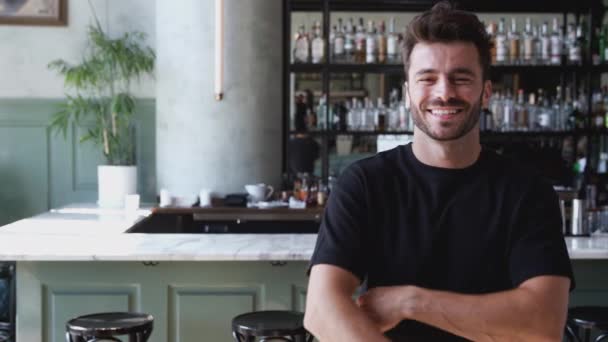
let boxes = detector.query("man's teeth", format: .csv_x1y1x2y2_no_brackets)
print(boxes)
430,109,459,115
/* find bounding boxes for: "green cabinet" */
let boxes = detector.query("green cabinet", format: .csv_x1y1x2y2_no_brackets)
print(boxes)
17,261,309,342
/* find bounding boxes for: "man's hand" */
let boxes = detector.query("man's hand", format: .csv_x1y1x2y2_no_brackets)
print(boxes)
356,285,421,332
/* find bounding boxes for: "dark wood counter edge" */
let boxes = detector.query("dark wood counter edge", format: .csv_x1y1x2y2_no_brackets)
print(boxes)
151,206,325,215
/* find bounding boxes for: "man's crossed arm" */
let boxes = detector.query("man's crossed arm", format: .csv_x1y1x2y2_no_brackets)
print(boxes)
304,264,570,342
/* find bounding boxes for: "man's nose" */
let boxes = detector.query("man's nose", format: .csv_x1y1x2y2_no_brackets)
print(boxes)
433,78,456,102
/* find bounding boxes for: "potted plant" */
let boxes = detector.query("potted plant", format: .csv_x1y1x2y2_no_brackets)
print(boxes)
49,13,155,208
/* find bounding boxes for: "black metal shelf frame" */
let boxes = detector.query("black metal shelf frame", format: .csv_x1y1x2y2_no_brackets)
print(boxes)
282,0,606,182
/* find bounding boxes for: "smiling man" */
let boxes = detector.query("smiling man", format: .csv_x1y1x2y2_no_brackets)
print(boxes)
304,2,574,341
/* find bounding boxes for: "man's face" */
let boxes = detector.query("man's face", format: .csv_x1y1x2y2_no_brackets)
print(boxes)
406,41,491,141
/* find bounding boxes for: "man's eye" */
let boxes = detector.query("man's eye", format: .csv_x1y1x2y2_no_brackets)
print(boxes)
418,78,434,83
454,78,472,84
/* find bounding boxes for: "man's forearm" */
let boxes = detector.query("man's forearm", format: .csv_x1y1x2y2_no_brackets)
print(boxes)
409,286,565,341
305,292,389,342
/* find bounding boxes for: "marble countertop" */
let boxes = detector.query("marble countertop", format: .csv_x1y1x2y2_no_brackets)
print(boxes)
0,204,606,261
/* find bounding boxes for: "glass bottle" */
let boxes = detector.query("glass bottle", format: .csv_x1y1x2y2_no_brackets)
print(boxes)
333,19,345,61
523,18,534,64
540,21,551,65
377,21,387,64
508,18,521,64
515,89,527,131
387,17,400,62
365,20,377,64
317,94,327,130
344,18,355,62
496,18,509,64
293,25,310,63
550,18,563,65
354,17,366,64
311,21,325,64
527,93,538,131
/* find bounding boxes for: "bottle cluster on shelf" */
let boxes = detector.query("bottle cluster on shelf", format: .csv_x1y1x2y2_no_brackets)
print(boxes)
486,17,587,66
293,88,413,133
483,86,608,132
293,16,403,64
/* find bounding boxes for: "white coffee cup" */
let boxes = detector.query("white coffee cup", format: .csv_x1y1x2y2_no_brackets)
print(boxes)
244,183,274,202
124,194,140,213
159,189,172,207
199,189,212,207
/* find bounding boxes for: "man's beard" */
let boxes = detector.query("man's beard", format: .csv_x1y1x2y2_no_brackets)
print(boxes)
410,94,483,141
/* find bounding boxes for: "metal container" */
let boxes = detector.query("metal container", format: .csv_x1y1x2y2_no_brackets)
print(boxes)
559,200,567,235
571,199,589,236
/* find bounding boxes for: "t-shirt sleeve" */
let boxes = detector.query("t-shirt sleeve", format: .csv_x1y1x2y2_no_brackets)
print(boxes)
308,164,368,282
508,179,575,290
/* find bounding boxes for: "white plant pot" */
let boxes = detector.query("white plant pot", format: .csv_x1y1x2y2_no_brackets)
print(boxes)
97,165,137,208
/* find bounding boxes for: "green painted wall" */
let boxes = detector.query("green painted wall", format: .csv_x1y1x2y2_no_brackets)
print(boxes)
0,99,156,226
15,260,608,342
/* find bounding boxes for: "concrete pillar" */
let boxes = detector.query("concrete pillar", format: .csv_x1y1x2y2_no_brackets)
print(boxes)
156,0,282,198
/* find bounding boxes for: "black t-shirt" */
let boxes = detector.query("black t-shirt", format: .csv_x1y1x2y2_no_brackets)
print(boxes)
309,143,575,341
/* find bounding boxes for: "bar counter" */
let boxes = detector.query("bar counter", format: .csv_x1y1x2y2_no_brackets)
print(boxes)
0,204,605,260
2,204,608,342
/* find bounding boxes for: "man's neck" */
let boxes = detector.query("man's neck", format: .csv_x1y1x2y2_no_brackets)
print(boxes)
411,128,481,169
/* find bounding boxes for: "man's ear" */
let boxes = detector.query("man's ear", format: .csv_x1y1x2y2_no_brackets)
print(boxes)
482,80,492,109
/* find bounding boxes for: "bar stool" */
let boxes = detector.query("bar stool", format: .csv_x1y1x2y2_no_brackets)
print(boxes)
567,306,608,342
231,310,313,342
65,312,153,342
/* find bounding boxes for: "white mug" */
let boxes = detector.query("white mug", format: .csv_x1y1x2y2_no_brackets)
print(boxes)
199,189,212,207
244,183,274,202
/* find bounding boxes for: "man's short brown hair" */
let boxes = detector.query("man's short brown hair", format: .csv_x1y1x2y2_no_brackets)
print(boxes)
402,1,492,80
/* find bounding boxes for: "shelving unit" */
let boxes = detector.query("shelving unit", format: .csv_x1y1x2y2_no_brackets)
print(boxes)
282,0,606,184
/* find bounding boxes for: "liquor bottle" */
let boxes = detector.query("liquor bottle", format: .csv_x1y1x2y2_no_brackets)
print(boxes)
486,21,497,65
363,97,375,130
533,24,542,65
317,94,327,130
553,86,563,130
329,25,336,60
572,23,585,64
334,19,345,61
496,18,509,64
540,22,551,65
365,20,377,64
293,25,310,63
311,21,325,64
344,18,355,62
550,18,563,65
502,90,514,131
566,87,577,130
567,23,580,64
376,98,387,131
527,93,538,131
523,18,534,64
388,89,400,130
490,91,503,131
508,18,521,64
601,25,608,63
515,89,527,131
387,17,400,62
562,86,574,131
355,18,366,64
377,21,387,64
593,90,604,130
537,89,551,130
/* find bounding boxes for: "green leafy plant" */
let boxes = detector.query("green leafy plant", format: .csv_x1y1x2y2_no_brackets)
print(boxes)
48,9,155,166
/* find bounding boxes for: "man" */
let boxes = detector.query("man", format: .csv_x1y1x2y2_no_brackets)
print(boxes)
304,2,574,341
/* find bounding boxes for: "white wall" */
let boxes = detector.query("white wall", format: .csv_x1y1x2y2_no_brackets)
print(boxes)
0,0,155,98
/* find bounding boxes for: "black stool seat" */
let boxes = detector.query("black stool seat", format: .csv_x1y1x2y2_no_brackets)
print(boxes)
232,310,312,341
568,307,608,342
66,312,153,341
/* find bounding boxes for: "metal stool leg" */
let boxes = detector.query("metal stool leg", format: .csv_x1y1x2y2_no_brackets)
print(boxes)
566,323,582,342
